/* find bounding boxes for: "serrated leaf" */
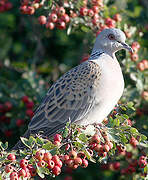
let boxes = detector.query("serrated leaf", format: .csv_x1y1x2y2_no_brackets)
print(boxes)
79,133,88,143
42,141,56,150
121,135,128,144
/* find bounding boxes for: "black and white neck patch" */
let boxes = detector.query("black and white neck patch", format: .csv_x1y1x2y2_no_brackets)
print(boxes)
89,50,104,60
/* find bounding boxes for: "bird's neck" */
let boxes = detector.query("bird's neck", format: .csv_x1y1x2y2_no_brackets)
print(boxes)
89,49,115,60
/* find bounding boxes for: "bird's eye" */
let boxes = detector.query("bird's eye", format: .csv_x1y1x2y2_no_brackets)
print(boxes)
108,34,115,40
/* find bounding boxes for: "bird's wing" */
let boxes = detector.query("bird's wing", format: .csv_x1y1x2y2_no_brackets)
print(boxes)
28,61,101,135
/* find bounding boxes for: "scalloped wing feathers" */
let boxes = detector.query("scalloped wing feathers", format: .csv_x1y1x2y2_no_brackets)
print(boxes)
28,61,101,133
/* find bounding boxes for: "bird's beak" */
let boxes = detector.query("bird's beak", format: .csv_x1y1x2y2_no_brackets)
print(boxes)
120,42,133,53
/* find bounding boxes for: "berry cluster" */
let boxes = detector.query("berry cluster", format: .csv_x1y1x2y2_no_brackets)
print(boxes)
20,0,43,15
0,101,13,137
21,95,34,118
0,0,12,13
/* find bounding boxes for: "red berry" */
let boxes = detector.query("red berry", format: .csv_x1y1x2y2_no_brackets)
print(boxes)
20,159,28,169
10,172,18,180
54,134,62,142
26,109,34,118
94,144,103,152
56,160,63,168
113,162,120,170
4,130,13,137
43,152,52,162
52,165,61,176
103,144,110,152
130,137,138,147
35,149,45,161
49,13,58,23
98,151,107,157
58,7,66,16
29,167,36,177
142,59,148,69
131,53,138,61
65,144,70,151
66,159,74,168
113,13,122,22
69,150,77,159
92,6,99,13
37,160,46,167
77,152,86,159
105,18,116,28
60,14,70,23
82,159,88,168
5,165,14,173
80,7,88,16
137,62,145,71
4,101,12,111
7,153,16,161
27,6,35,15
74,157,82,166
26,101,34,109
88,9,94,17
132,42,140,49
52,155,60,164
38,15,47,25
16,119,24,127
91,134,100,143
126,151,132,159
46,22,55,30
18,169,26,177
22,96,29,103
48,159,55,169
138,159,147,168
106,141,113,150
56,20,66,30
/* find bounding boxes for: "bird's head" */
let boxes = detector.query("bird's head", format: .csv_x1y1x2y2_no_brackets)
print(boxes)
93,28,133,55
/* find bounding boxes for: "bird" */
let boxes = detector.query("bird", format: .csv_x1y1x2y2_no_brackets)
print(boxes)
13,28,133,149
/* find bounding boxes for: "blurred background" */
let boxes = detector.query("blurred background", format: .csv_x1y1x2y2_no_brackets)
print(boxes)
0,0,148,179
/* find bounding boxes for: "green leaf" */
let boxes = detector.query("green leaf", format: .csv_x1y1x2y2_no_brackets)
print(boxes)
79,133,88,143
62,127,69,138
141,135,147,141
74,142,84,149
36,137,44,146
1,142,8,150
28,136,36,147
20,137,31,149
42,141,56,150
81,26,90,33
36,166,45,179
130,128,138,134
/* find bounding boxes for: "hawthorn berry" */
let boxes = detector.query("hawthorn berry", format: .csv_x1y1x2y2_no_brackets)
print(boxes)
20,159,28,169
74,157,82,166
49,13,58,23
52,165,61,176
38,16,47,25
47,160,55,169
26,109,34,118
58,7,66,16
5,164,14,173
69,150,77,159
46,22,55,30
90,134,100,143
7,153,16,161
37,160,46,167
130,137,138,147
35,149,45,161
54,134,62,142
22,96,29,103
82,159,88,168
80,7,88,16
18,169,26,178
10,172,18,180
131,53,138,61
43,152,52,162
16,119,24,127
